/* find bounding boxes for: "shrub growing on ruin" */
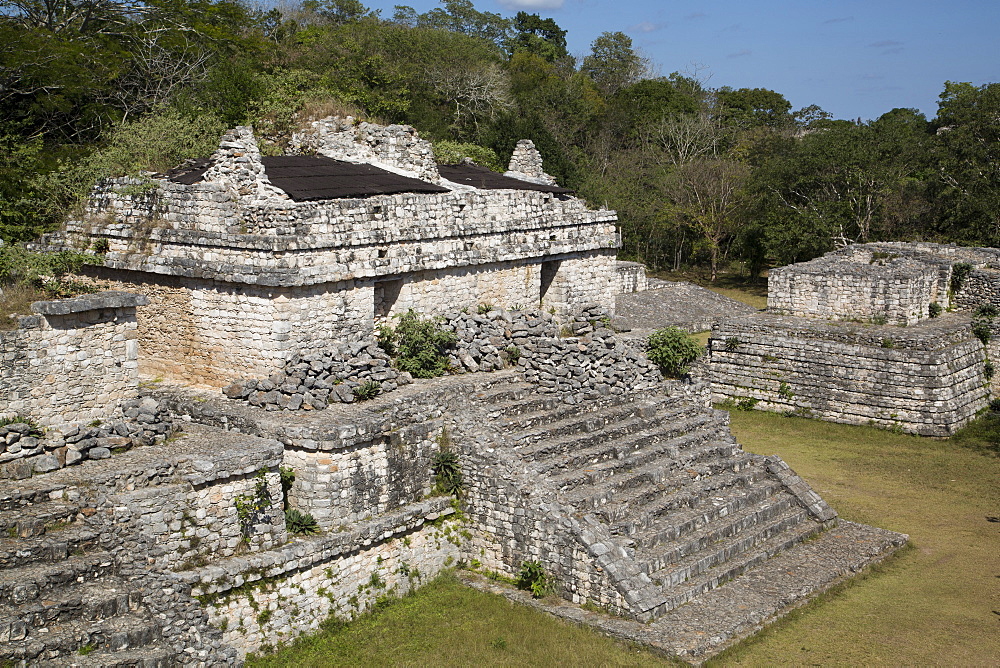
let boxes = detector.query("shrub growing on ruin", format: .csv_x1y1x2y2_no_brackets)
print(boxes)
353,380,382,401
928,302,942,318
951,262,973,293
378,309,457,378
975,303,998,319
972,320,992,345
647,327,704,377
517,560,551,598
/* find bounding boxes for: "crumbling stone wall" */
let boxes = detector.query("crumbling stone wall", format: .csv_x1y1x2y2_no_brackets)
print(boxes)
767,249,946,325
709,313,989,436
0,291,145,426
504,139,558,186
289,116,440,183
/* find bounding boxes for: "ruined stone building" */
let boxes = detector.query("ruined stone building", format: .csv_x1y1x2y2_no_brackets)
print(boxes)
710,242,1000,435
0,121,905,665
63,118,621,387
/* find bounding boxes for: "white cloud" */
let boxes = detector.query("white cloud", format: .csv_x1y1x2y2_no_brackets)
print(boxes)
497,0,565,10
629,21,666,33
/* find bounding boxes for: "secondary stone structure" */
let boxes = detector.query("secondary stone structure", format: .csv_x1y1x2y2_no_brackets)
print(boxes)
0,122,909,665
711,241,1000,435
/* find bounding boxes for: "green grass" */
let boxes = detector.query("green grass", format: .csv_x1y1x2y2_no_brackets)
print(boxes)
245,573,673,667
245,409,999,667
714,410,1000,666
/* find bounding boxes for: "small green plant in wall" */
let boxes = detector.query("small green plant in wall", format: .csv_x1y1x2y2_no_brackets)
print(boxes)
517,560,552,598
235,471,272,543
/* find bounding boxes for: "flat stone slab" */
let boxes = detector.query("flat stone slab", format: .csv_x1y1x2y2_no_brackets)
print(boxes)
459,520,907,664
616,281,757,336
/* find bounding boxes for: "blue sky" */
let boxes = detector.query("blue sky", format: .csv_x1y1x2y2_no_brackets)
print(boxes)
363,0,999,122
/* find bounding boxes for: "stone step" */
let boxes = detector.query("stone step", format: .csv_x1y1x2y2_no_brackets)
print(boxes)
0,552,117,607
564,446,756,518
634,491,803,570
65,644,175,667
649,516,825,612
471,382,537,408
0,524,101,570
596,461,769,528
503,394,670,438
547,427,739,493
0,502,81,538
0,578,142,642
0,613,161,664
0,483,69,513
523,410,721,473
622,480,791,549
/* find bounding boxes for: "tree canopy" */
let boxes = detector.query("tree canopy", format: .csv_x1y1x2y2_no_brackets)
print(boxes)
0,0,996,281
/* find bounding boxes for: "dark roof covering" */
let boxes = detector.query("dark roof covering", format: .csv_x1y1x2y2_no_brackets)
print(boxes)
437,163,572,194
260,155,449,201
163,158,212,185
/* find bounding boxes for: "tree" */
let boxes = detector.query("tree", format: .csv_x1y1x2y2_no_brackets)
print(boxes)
716,87,792,130
301,0,378,24
581,31,648,96
508,11,567,62
930,81,1000,245
667,157,751,281
417,0,510,50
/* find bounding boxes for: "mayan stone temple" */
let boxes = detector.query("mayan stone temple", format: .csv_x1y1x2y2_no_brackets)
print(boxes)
710,242,1000,436
0,119,906,665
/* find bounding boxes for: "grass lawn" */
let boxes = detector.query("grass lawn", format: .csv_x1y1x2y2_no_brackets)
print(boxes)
715,410,1000,666
245,573,673,667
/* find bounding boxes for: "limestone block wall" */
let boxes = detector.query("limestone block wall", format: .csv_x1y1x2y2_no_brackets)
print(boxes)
953,268,1000,311
709,313,989,436
87,269,373,386
768,253,943,325
290,117,441,183
69,189,619,286
182,499,460,657
281,418,441,530
460,447,660,618
541,251,618,316
382,260,541,318
127,430,287,570
0,291,145,427
614,261,648,294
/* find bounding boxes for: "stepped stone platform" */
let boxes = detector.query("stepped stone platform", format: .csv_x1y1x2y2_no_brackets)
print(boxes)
0,423,274,665
460,520,905,663
615,280,758,336
1,369,906,663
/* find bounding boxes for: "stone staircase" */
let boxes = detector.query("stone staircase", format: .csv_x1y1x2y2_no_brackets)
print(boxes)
0,480,171,667
474,382,836,619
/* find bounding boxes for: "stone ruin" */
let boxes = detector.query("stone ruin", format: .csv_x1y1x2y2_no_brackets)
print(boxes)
710,241,1000,435
0,120,906,665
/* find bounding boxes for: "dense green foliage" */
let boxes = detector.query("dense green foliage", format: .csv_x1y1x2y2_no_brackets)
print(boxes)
646,326,704,377
2,0,998,275
377,309,457,378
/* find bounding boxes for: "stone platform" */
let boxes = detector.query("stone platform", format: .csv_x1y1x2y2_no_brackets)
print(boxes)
615,281,757,336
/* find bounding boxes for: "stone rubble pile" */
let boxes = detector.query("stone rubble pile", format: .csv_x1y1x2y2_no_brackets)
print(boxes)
0,397,177,479
441,307,558,373
222,340,413,410
222,305,666,412
518,307,662,401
